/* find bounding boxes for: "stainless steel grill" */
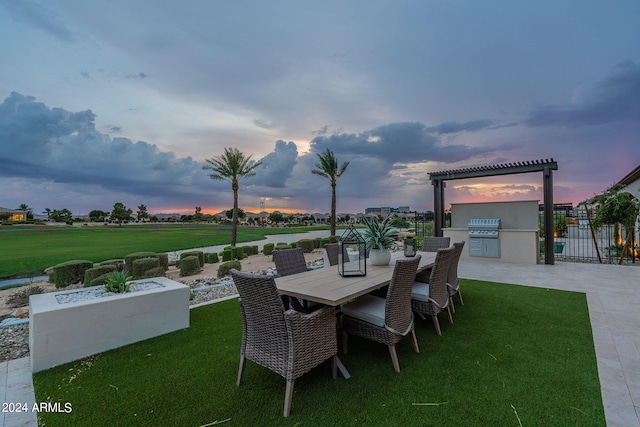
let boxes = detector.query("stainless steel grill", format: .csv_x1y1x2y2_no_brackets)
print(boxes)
467,219,500,238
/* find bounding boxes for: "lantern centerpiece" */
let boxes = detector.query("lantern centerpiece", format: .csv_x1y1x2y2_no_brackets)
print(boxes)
338,225,367,277
404,236,416,257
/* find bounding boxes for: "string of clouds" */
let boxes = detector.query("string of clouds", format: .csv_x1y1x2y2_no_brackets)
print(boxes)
1,1,638,216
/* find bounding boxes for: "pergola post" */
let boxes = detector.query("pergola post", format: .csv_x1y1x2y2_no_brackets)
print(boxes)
433,179,445,237
543,166,555,265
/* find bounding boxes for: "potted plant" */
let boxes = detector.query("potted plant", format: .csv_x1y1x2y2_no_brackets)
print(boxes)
361,215,398,265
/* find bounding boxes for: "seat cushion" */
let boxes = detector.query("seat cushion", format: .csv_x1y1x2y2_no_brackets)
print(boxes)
411,281,430,302
341,294,385,327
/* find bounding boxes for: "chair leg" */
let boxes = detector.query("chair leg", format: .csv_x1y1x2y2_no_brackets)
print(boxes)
447,306,454,324
342,332,348,354
284,379,295,417
450,297,456,313
458,290,464,305
432,314,442,336
331,355,338,379
410,328,419,353
237,355,246,386
388,345,401,373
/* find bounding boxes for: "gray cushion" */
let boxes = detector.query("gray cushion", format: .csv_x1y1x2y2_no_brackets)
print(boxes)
341,294,385,327
411,281,430,302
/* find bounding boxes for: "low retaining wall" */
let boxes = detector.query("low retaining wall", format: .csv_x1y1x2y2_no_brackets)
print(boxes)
29,277,190,373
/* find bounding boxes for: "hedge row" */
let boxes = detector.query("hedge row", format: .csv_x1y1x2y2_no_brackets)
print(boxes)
83,265,117,287
180,255,201,277
53,260,94,288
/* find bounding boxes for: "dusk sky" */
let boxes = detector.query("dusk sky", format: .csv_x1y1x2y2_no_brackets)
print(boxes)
1,1,639,216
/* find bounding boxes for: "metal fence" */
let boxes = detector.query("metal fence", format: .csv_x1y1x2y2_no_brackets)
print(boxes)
544,213,638,265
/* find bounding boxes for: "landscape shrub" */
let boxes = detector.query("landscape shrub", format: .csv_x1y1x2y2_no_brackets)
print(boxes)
207,252,219,263
263,243,275,256
98,259,124,272
52,260,94,288
329,235,339,243
132,257,160,280
124,252,158,273
297,239,314,253
84,264,117,287
104,271,132,293
142,266,165,279
241,246,253,256
156,253,169,271
89,273,112,287
222,249,233,262
180,256,201,277
290,241,297,248
321,237,331,247
314,238,322,249
251,245,259,255
7,286,44,308
217,260,241,278
181,251,205,267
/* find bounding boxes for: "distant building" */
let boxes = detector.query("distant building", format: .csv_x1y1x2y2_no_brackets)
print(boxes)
0,207,26,221
364,206,411,216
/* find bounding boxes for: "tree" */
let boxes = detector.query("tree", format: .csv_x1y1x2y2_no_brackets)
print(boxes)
193,206,204,222
50,209,73,223
203,148,261,246
137,204,149,222
89,210,108,222
311,148,350,236
592,188,640,264
268,211,284,224
226,207,245,220
43,208,52,220
110,202,133,227
17,203,33,220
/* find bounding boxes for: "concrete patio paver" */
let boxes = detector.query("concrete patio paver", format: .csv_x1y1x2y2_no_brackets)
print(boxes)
1,259,637,426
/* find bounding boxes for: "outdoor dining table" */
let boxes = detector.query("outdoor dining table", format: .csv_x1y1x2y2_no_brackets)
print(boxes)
274,250,437,378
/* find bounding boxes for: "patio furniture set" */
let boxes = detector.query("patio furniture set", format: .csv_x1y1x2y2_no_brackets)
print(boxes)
231,238,466,416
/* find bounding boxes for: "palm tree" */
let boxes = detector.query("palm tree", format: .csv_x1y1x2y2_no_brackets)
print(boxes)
311,148,350,236
203,147,261,246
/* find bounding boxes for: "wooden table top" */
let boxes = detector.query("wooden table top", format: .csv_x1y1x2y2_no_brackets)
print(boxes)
274,251,437,306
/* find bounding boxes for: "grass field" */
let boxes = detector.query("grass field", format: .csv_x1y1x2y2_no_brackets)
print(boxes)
33,279,604,426
0,224,330,279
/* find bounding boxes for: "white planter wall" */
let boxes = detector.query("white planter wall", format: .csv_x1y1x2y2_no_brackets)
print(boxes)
29,277,190,373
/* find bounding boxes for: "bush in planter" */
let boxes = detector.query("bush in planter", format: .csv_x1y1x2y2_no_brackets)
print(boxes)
180,255,201,277
181,251,205,267
217,260,241,278
53,260,94,288
263,243,275,256
142,266,165,279
207,252,219,263
132,257,161,279
84,264,117,287
104,271,132,293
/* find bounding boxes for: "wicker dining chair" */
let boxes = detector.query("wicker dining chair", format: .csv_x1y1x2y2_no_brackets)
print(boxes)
447,241,465,313
411,246,455,336
341,256,422,373
231,270,338,417
272,247,309,276
324,243,339,266
415,236,451,283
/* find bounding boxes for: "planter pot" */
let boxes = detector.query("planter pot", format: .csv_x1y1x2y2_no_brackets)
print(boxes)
369,248,391,266
29,277,190,372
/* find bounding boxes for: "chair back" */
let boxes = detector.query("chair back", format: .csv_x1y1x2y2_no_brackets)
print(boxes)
447,241,465,289
422,236,451,252
428,247,455,308
230,270,289,353
324,243,339,266
273,248,308,276
384,255,422,336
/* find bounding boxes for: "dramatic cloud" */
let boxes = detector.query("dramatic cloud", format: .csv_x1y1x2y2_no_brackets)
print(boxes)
249,140,298,188
526,60,640,127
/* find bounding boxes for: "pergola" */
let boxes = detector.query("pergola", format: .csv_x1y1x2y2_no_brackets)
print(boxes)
429,158,558,265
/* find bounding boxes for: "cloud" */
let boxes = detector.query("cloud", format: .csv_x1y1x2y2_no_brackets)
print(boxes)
2,0,76,42
127,72,149,80
526,60,640,127
252,118,276,130
250,140,298,187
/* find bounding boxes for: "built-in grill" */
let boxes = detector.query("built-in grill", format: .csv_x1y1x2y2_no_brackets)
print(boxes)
468,219,501,257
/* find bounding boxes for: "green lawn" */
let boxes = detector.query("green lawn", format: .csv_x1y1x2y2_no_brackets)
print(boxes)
0,224,330,279
33,279,604,426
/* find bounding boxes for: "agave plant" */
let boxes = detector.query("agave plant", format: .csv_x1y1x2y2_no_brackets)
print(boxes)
104,271,132,293
361,215,398,250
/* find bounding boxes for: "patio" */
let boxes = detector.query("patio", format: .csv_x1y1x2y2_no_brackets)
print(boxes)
2,259,639,426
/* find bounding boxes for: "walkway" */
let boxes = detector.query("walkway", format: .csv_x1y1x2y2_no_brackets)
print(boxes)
1,260,638,426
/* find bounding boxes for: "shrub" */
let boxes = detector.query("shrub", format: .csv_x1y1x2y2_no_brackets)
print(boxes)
217,260,241,278
207,252,219,263
180,255,201,277
222,249,233,262
329,235,339,243
263,243,275,256
290,241,297,248
241,246,253,256
314,238,322,249
90,273,112,287
124,252,158,273
132,257,161,280
84,264,117,287
321,237,331,247
142,266,165,279
251,245,259,255
52,260,94,288
297,239,315,253
7,286,44,308
104,271,132,293
181,251,205,267
99,259,124,272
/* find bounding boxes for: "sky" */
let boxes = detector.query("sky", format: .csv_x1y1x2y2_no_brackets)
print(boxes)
1,0,639,217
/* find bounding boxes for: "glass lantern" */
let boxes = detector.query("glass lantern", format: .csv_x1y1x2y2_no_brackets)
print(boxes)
403,236,416,257
338,225,367,277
